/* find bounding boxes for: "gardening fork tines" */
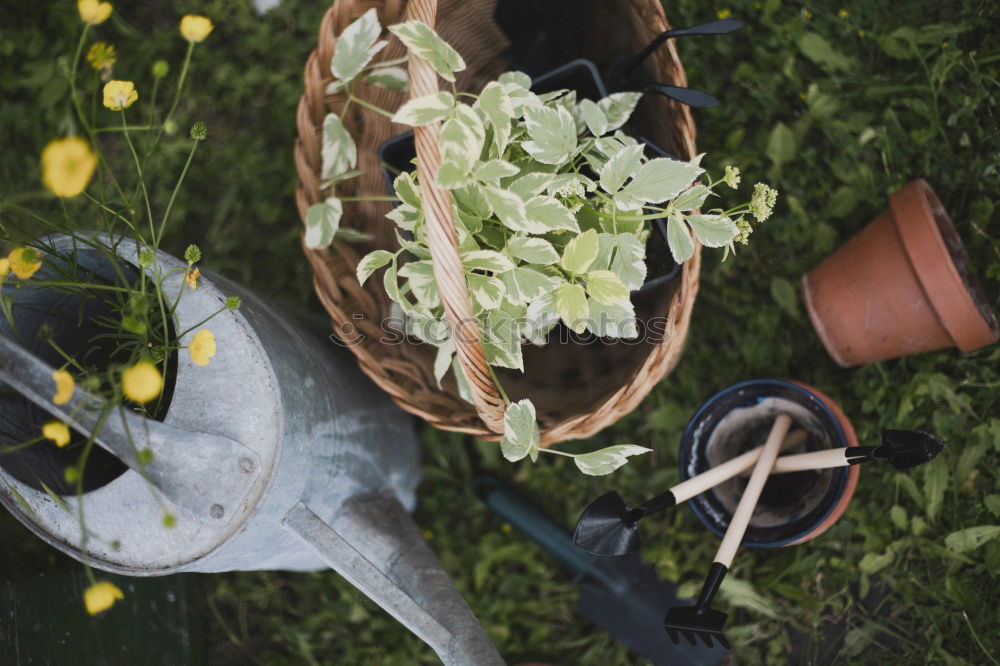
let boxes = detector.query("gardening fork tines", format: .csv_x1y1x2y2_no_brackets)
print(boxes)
663,562,730,648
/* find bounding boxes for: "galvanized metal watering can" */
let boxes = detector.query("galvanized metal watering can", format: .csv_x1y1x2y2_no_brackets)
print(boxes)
0,236,504,665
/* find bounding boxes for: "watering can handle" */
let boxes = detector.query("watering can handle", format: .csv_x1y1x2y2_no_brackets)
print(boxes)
0,335,262,524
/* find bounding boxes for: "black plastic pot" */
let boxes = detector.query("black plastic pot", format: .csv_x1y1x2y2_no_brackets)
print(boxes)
377,58,682,295
678,379,860,548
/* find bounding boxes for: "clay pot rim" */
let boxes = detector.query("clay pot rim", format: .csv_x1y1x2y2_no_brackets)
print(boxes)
892,179,998,351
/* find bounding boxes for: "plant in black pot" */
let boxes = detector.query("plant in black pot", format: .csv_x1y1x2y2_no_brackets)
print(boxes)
304,10,777,472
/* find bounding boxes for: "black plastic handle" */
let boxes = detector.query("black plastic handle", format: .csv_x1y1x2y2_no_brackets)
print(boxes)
622,19,744,78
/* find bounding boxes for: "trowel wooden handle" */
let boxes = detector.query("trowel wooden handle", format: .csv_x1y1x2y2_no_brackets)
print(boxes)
714,414,792,568
771,447,853,473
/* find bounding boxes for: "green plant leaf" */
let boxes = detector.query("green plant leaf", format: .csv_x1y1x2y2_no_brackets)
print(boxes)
672,184,711,212
798,32,855,71
462,249,515,273
393,171,421,208
433,337,454,386
555,282,589,333
510,173,555,200
985,495,1000,518
330,8,386,83
388,20,466,82
365,66,408,91
357,250,394,285
500,266,559,305
304,198,343,249
945,526,1000,554
588,299,638,338
474,81,515,154
435,161,470,189
507,236,559,265
599,232,646,291
599,143,644,195
386,203,420,231
770,276,800,319
524,291,561,344
439,105,485,175
685,214,738,248
766,122,796,168
501,399,540,462
666,215,695,264
454,184,493,219
483,186,528,232
573,444,651,476
467,273,505,310
579,99,607,136
560,228,600,274
524,195,580,233
398,260,440,307
924,457,949,522
321,113,357,181
597,92,642,131
391,91,455,126
474,159,519,182
890,505,908,531
718,577,779,619
483,308,523,371
616,157,702,209
586,269,629,305
522,105,577,165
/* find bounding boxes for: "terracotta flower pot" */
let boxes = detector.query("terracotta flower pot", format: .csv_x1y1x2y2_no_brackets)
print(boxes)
801,179,998,367
678,379,859,548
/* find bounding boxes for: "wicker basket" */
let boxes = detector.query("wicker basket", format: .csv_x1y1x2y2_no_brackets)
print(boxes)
295,0,700,444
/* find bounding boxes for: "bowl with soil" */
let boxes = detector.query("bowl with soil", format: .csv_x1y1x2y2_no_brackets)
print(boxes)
678,379,860,548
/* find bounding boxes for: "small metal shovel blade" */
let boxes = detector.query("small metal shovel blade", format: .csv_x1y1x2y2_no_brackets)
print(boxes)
572,491,641,556
876,429,946,470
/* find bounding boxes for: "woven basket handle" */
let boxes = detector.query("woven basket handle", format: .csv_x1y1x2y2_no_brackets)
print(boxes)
405,0,506,433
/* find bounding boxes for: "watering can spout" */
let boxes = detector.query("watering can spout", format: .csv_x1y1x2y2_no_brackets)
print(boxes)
283,495,505,666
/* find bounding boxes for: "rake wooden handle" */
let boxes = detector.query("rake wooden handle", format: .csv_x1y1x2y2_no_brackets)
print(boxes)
714,413,791,568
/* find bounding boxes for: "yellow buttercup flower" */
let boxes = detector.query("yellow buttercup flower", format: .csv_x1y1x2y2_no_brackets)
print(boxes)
86,41,117,71
185,267,200,290
41,137,97,197
84,581,123,615
0,258,10,279
716,8,732,19
8,248,42,279
189,329,216,366
78,0,112,25
52,369,75,405
43,421,71,448
180,15,214,43
103,80,138,111
122,361,163,403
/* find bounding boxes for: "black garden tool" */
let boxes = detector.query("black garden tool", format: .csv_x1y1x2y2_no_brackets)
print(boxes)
474,476,724,666
574,430,807,557
748,429,946,475
664,414,792,649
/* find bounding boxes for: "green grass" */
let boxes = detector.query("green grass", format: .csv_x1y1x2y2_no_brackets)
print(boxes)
2,0,999,664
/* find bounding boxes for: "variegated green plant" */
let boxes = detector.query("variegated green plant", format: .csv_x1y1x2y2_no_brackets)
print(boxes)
305,9,777,475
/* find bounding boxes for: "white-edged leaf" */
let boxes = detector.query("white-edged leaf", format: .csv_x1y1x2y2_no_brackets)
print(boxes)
509,172,555,200
398,260,440,307
616,157,703,209
501,266,559,305
365,66,408,91
393,171,421,208
475,159,519,181
586,269,629,305
435,161,471,190
439,104,485,174
597,92,643,131
686,214,739,248
331,8,386,83
573,444,651,476
483,309,523,371
467,273,505,310
599,143,644,195
524,195,580,233
433,337,455,386
304,198,343,249
321,114,357,181
666,215,695,264
454,184,492,218
475,81,515,154
463,249,515,273
507,236,558,265
388,20,466,82
522,106,577,165
673,184,711,211
386,203,420,231
588,298,638,338
604,232,646,291
451,356,475,404
501,399,539,462
498,70,532,89
357,250,394,285
579,99,607,136
523,290,561,344
391,91,455,126
482,186,529,232
560,228,600,274
556,282,589,333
